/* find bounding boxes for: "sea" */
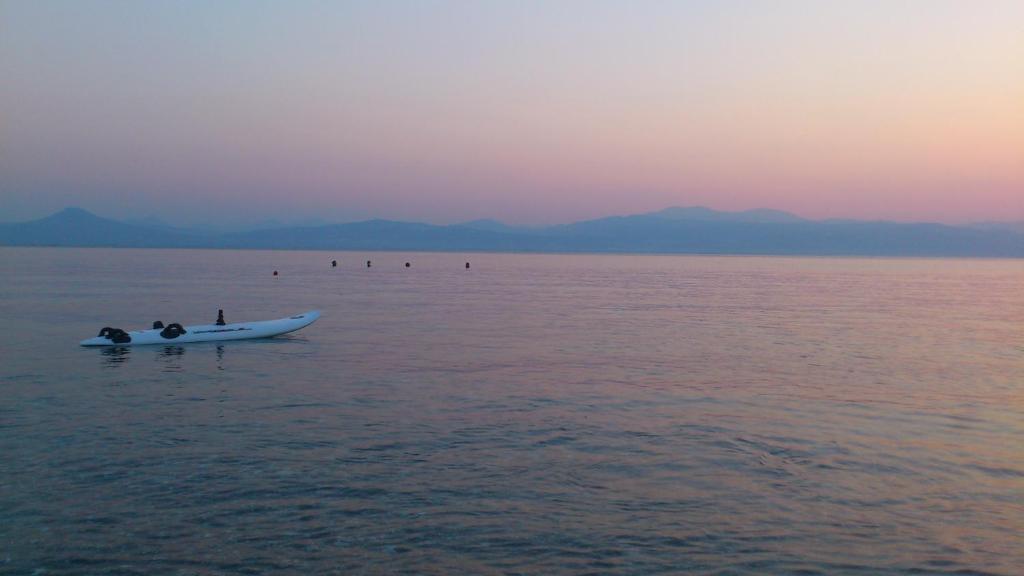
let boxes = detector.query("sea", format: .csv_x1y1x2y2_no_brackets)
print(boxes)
1,247,1022,575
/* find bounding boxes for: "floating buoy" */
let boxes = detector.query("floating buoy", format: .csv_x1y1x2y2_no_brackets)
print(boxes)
273,270,278,276
331,260,337,268
405,262,411,268
465,262,470,269
366,260,372,268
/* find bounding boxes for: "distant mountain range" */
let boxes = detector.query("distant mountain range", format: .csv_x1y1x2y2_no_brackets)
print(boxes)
2,206,1024,257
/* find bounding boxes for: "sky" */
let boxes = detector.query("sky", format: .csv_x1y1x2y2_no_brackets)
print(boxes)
1,0,1022,226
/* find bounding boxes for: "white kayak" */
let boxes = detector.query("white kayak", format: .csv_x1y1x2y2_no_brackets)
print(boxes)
81,310,321,346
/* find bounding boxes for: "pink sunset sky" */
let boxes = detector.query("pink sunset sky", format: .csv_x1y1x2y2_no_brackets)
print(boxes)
1,1,1021,226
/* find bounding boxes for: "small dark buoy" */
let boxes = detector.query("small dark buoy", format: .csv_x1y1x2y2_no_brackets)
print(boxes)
273,270,278,276
331,260,337,268
366,260,372,268
465,262,470,269
405,262,411,268
216,309,225,326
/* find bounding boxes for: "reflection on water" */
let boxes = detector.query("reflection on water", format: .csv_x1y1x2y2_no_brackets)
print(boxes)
159,345,186,357
158,345,186,373
99,344,187,371
99,346,131,367
98,343,233,373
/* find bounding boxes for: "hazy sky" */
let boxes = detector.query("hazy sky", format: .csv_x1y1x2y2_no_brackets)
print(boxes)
2,1,1022,226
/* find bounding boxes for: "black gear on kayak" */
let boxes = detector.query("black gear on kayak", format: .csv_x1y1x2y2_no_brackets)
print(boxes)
152,321,164,329
98,326,131,344
160,323,187,339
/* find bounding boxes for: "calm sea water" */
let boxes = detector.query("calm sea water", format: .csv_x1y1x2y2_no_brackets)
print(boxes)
1,247,1022,575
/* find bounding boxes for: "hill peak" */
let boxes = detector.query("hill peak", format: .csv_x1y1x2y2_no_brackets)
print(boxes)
36,207,114,225
52,206,97,218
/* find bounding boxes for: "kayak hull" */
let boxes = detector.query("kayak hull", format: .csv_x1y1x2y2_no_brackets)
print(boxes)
80,311,321,346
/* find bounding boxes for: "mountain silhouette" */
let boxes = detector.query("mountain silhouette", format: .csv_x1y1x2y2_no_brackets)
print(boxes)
0,207,198,248
2,206,1023,257
647,206,806,223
